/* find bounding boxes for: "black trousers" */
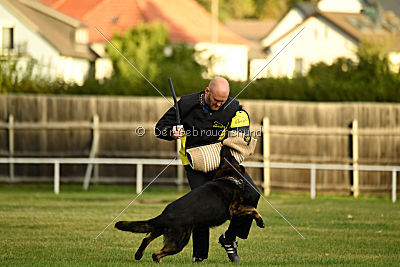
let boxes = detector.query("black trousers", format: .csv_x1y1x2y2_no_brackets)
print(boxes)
184,165,260,259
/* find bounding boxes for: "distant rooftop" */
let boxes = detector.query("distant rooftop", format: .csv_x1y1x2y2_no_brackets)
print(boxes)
380,0,400,17
40,0,251,45
2,0,96,60
295,2,317,17
225,19,276,41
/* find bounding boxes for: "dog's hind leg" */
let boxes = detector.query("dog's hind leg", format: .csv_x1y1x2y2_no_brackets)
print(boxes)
233,205,265,228
135,231,162,260
151,227,192,262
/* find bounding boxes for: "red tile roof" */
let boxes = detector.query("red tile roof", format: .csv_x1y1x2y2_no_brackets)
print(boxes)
49,0,101,19
40,0,58,5
40,0,250,45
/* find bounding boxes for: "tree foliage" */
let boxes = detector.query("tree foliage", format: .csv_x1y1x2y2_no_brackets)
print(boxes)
196,0,256,21
0,57,67,94
105,22,206,96
1,27,399,102
229,39,400,102
195,0,319,20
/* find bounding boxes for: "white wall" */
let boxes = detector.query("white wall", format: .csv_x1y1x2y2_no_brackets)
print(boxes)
261,8,305,47
56,56,91,86
95,58,113,81
90,42,113,80
262,17,358,78
195,42,248,81
249,58,269,80
0,4,90,85
389,52,400,73
318,0,363,13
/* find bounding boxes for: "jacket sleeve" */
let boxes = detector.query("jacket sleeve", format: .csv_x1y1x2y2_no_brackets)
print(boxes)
155,102,180,141
228,109,250,135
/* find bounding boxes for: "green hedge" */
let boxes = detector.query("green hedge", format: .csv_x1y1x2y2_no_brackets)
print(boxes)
1,37,399,102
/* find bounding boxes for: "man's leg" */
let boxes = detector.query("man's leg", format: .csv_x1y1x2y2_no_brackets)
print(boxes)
219,170,260,262
226,170,260,239
184,165,213,261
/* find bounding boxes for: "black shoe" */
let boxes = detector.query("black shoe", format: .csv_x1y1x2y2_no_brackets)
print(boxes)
218,233,240,263
192,257,205,263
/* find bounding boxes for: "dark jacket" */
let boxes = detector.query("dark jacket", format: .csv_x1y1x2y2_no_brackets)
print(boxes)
155,91,250,164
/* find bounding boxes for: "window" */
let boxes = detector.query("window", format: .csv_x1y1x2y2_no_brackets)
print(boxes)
2,27,14,51
294,58,303,76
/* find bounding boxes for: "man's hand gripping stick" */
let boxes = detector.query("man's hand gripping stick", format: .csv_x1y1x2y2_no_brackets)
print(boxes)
168,78,183,139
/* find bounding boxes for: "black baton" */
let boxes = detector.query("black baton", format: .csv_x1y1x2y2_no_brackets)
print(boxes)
168,78,181,124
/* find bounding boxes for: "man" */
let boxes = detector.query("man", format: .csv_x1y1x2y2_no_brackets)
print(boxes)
155,77,260,263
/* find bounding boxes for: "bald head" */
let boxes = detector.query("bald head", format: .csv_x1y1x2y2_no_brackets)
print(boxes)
205,77,230,111
208,77,230,95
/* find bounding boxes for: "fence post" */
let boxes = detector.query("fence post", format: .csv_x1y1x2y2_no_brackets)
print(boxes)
136,163,143,194
176,139,184,191
54,160,60,195
393,170,397,203
83,115,100,191
310,167,316,200
352,119,359,198
263,117,270,196
8,115,14,181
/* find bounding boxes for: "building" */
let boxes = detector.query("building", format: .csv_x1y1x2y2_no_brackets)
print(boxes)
256,0,400,78
0,0,97,85
225,19,276,80
41,0,251,81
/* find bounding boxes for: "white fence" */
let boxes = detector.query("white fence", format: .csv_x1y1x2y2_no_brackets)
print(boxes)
1,115,399,202
0,157,398,203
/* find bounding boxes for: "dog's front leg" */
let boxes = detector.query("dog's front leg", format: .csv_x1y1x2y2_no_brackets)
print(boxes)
152,247,174,263
232,204,265,228
229,199,241,218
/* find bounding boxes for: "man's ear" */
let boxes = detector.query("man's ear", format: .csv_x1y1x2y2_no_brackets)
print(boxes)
205,87,210,95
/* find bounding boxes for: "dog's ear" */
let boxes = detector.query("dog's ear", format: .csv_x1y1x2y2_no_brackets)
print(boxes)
239,165,245,173
219,145,229,168
219,145,239,168
216,145,245,179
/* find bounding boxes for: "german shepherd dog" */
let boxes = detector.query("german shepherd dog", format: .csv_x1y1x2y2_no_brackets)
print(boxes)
115,146,264,262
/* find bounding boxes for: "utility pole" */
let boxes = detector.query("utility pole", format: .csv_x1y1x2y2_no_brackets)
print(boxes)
211,0,219,43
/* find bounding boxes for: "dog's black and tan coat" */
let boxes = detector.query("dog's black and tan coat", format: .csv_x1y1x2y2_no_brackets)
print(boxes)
115,146,264,262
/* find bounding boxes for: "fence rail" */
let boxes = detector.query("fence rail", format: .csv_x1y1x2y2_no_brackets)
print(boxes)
0,157,397,203
1,114,400,201
2,119,400,135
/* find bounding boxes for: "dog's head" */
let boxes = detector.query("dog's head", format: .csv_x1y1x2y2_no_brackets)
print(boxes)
214,145,245,185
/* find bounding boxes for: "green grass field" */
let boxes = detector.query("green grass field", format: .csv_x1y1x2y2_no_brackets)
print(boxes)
0,184,399,266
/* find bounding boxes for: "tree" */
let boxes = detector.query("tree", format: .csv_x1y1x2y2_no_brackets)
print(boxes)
196,0,256,21
105,22,206,96
195,0,320,20
106,22,169,94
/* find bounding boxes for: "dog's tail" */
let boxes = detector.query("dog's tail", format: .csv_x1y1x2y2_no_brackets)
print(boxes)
115,220,154,233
